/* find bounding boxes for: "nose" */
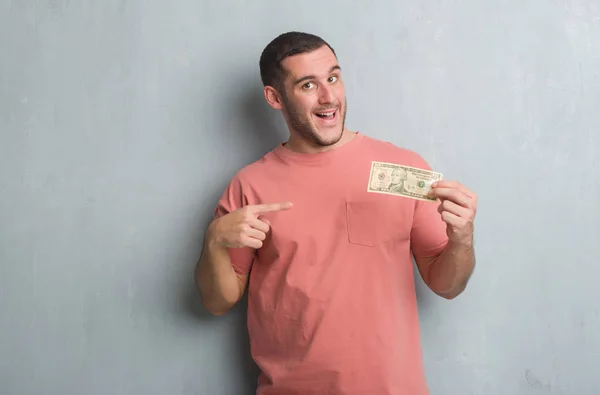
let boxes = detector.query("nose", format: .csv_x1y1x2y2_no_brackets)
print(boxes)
318,85,335,105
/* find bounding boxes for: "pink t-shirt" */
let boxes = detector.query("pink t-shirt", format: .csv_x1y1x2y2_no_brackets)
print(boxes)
214,132,448,395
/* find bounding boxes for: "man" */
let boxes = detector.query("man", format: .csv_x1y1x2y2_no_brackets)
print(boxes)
195,31,477,395
388,167,408,194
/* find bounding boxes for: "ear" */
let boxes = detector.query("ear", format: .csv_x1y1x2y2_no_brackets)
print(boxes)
263,86,284,110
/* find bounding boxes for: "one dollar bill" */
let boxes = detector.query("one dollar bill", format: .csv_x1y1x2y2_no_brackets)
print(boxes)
367,161,443,202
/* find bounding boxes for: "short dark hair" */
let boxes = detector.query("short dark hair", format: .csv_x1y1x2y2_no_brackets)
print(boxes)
259,31,336,91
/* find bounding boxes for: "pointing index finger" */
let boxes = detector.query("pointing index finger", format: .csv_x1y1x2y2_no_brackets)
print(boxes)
252,201,293,214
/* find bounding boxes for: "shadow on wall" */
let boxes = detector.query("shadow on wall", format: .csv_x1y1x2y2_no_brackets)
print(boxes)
237,76,287,155
180,72,286,392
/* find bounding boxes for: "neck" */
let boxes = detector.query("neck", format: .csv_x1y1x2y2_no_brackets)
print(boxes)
283,128,356,154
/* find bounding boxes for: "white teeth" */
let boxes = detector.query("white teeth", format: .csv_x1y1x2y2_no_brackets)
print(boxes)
317,111,335,117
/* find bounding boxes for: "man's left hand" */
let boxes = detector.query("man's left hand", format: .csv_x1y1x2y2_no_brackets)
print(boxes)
428,180,478,246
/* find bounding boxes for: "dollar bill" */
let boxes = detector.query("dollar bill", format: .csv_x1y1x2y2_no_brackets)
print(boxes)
367,161,443,202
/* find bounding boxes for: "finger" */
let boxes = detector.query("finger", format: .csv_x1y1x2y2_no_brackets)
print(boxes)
240,234,263,249
244,226,267,242
429,187,471,208
437,199,471,218
440,211,463,227
432,180,474,198
248,217,270,233
252,201,293,214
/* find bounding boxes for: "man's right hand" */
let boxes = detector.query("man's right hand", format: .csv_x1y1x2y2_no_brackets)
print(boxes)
208,202,293,249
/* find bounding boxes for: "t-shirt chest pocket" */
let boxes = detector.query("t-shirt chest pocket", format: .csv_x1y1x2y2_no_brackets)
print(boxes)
345,199,413,247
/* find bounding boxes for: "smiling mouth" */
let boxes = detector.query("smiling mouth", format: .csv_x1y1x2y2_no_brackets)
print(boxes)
314,108,337,120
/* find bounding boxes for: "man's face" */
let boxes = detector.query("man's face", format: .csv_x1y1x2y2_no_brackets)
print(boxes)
277,45,347,147
391,168,407,184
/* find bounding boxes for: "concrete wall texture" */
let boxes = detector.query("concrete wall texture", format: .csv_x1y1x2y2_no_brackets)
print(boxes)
1,1,599,394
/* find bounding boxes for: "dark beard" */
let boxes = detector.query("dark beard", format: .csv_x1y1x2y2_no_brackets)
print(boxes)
281,94,347,147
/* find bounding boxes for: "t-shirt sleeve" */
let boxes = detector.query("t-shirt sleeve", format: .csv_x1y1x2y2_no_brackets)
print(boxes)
409,155,449,258
212,175,255,276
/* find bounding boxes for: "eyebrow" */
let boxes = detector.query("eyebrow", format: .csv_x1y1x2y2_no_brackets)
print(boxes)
293,65,341,86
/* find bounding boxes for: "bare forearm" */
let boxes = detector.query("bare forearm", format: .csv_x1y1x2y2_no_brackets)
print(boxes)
195,229,244,315
427,240,475,299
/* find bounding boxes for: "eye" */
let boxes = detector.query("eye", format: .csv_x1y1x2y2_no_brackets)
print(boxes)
328,76,338,83
302,82,315,90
